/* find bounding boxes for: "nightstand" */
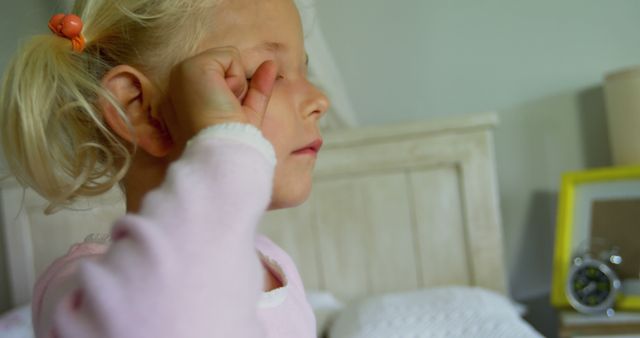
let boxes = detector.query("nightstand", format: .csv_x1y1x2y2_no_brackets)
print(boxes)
559,310,640,337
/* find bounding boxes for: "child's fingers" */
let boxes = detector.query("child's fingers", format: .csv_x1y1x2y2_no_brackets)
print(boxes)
216,48,249,100
199,47,248,101
242,60,278,127
166,46,254,141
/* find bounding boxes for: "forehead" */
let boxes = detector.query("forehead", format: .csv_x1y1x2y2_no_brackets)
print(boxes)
204,0,304,52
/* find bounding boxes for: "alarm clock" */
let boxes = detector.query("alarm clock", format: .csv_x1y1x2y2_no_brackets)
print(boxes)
566,254,622,315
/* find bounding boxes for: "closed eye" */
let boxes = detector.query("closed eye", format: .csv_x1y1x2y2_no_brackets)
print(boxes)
246,74,285,82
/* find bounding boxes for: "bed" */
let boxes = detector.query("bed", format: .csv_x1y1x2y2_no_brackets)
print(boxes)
0,112,543,337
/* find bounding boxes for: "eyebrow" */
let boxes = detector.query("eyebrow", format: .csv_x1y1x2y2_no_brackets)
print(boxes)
249,41,286,53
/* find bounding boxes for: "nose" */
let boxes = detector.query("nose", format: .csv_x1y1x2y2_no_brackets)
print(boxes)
301,81,330,120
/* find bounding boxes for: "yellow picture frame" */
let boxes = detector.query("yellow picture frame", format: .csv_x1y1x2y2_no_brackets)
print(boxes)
551,165,640,310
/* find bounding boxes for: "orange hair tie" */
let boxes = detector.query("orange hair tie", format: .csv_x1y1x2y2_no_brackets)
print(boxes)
48,13,86,53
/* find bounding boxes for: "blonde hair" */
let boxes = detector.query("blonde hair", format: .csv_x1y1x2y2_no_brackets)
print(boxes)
0,0,218,214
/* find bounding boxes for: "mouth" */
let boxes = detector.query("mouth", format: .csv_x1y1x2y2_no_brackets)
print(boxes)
292,138,323,156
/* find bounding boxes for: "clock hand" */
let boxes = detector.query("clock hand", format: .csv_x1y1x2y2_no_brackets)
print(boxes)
580,282,597,296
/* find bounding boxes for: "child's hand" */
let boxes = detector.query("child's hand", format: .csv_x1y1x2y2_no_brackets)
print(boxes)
161,47,278,145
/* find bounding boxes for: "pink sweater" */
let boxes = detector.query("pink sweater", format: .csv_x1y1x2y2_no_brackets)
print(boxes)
30,123,316,338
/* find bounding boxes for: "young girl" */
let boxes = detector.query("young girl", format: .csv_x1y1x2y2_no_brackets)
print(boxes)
0,0,329,336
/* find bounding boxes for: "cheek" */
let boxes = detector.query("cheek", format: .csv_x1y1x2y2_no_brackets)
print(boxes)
260,91,296,159
260,87,315,209
261,115,289,161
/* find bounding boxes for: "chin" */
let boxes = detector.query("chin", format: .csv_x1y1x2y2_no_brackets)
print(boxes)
267,181,312,210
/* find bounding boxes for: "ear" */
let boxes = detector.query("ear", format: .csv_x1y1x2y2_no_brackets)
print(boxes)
99,65,172,157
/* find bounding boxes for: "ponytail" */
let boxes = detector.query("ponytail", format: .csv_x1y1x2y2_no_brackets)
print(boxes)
0,34,130,214
0,0,219,214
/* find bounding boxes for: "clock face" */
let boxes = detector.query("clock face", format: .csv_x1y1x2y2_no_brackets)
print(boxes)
566,258,620,314
570,265,612,307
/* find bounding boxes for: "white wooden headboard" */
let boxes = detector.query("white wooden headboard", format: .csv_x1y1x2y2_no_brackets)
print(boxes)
0,112,506,307
261,112,506,302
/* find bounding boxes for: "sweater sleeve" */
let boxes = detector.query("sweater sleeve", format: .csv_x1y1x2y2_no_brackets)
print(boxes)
34,123,276,338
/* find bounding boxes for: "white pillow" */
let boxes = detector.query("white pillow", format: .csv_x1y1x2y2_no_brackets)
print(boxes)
0,304,34,338
306,290,345,337
329,287,543,338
